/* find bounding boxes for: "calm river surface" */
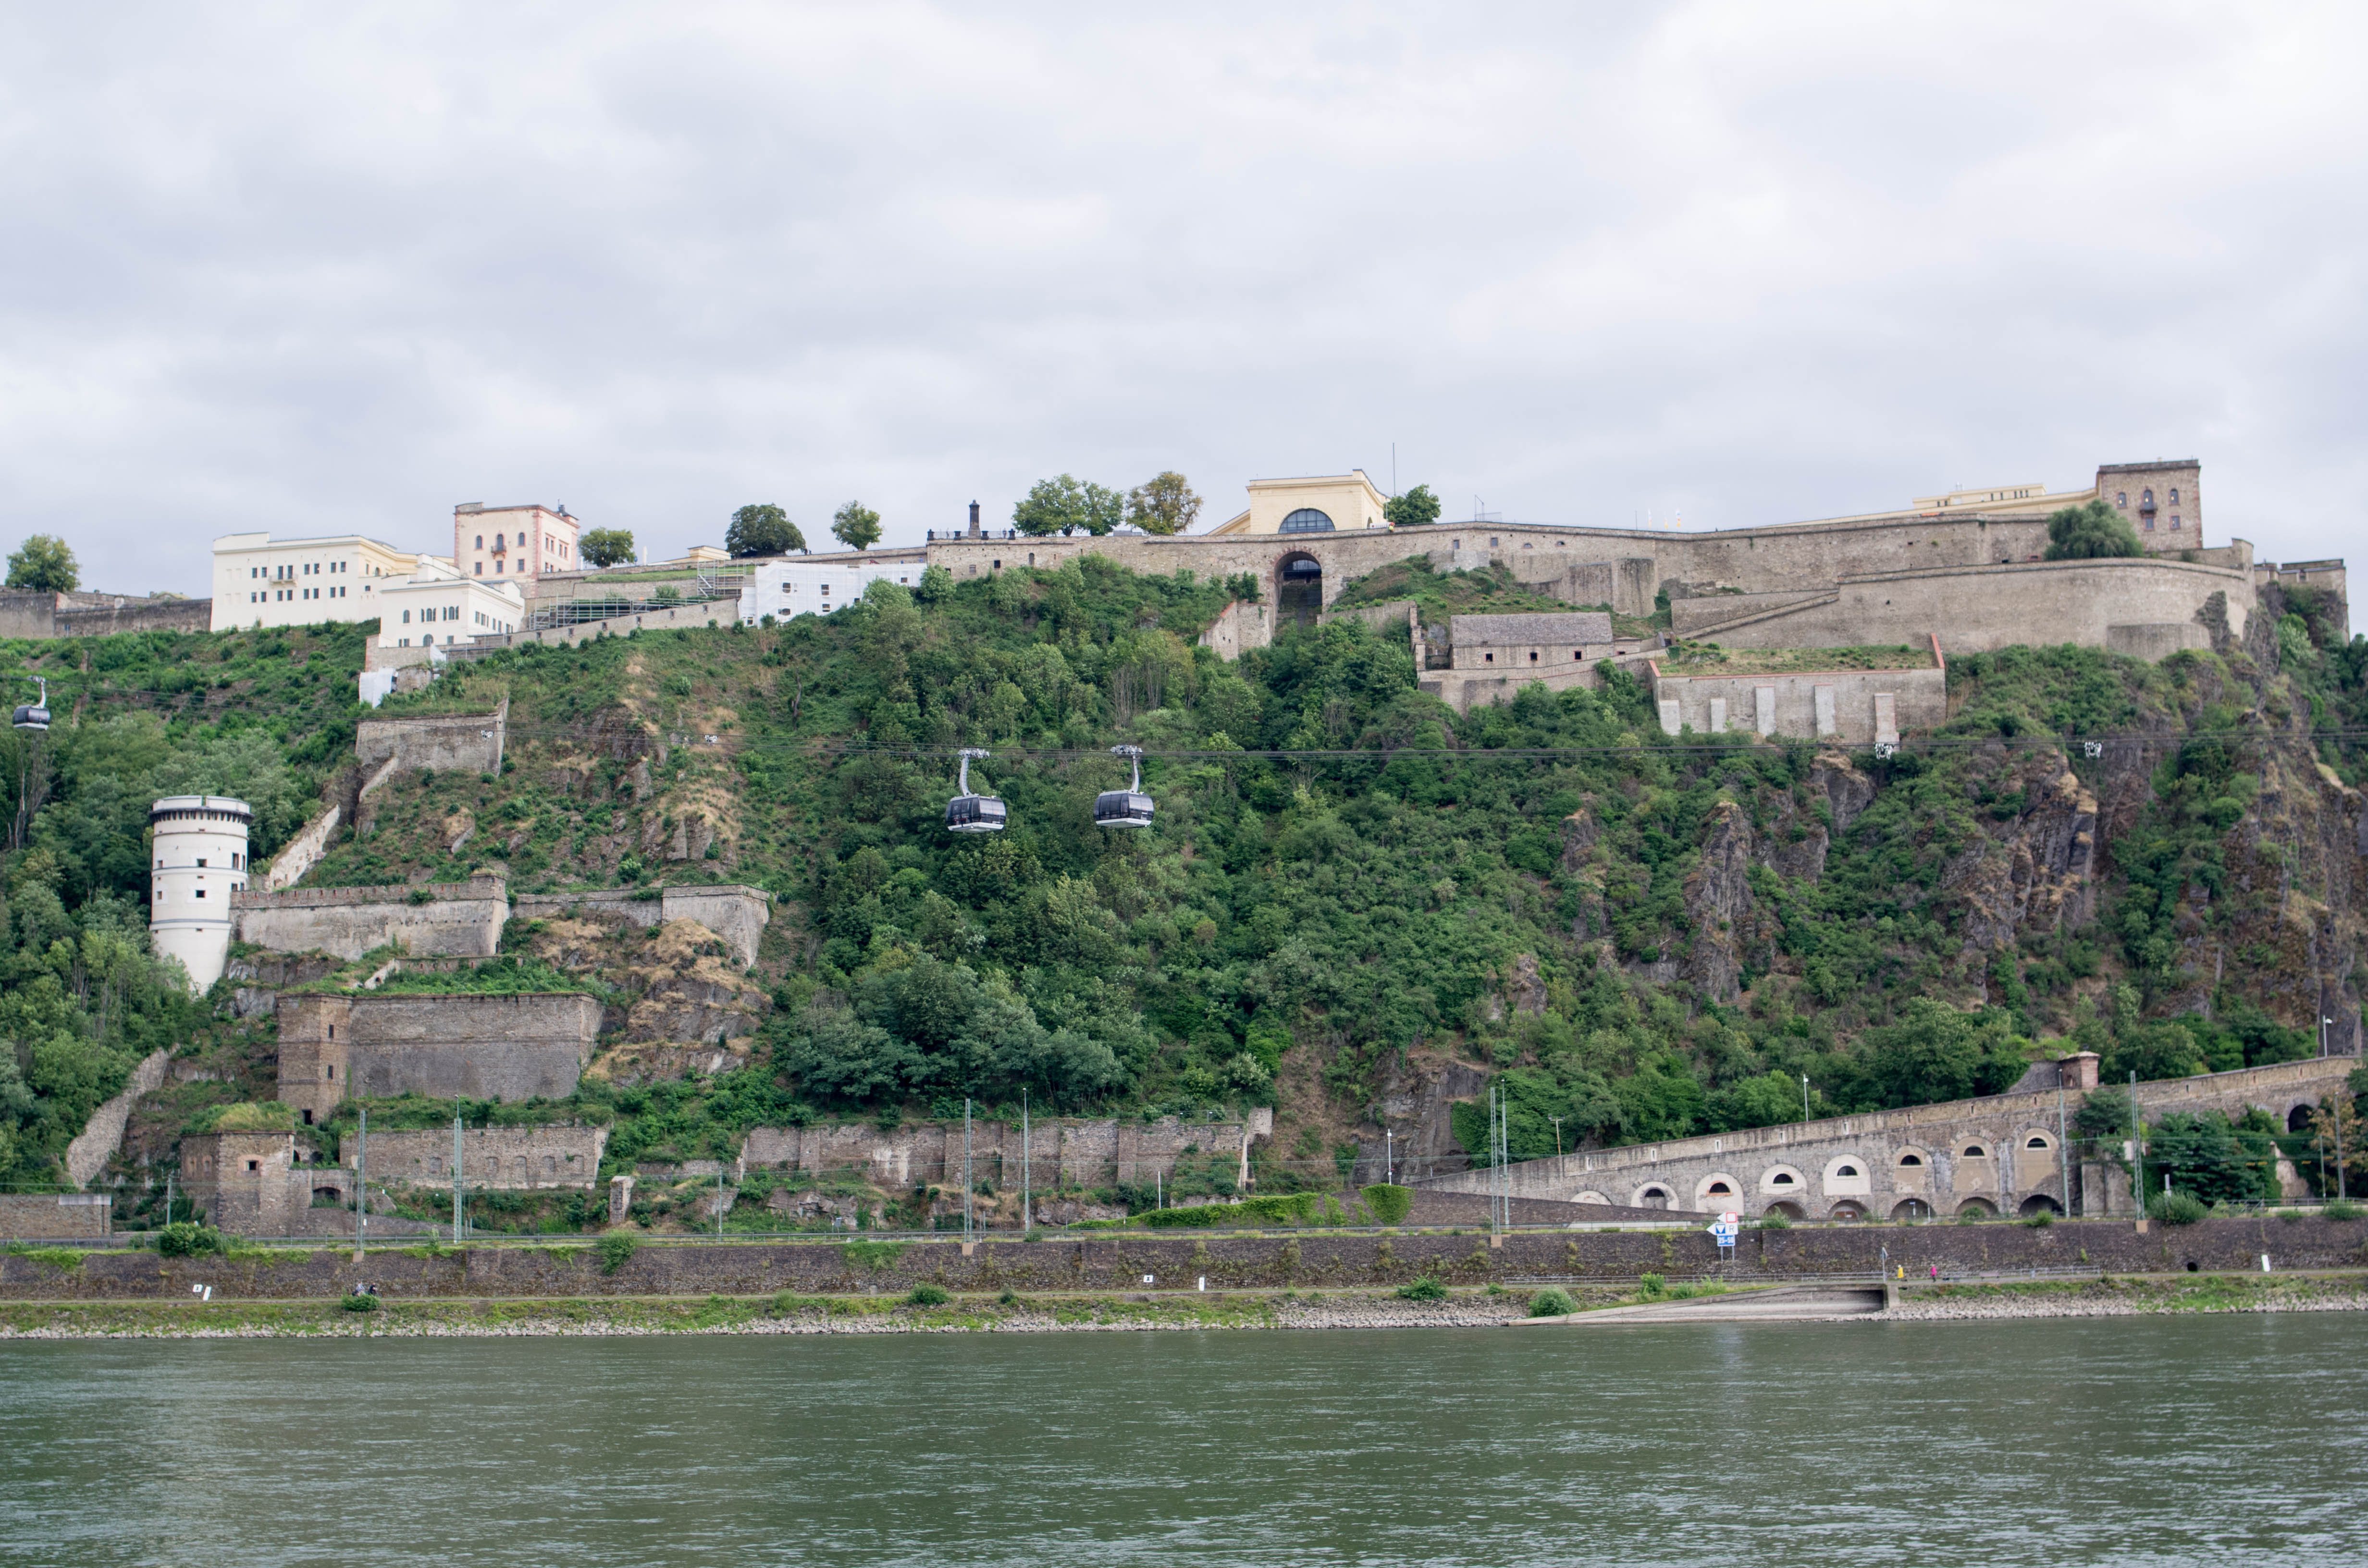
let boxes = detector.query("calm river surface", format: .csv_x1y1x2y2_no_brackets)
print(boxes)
5,1315,2365,1566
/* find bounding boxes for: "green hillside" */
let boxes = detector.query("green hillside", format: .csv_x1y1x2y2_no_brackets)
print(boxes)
0,562,2363,1210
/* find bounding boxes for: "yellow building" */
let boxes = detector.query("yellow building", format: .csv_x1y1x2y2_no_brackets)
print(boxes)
1207,470,1392,536
210,532,418,631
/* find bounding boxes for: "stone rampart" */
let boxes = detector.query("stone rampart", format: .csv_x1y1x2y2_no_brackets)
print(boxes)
233,878,508,961
1653,650,1947,745
356,699,507,776
513,884,770,967
1686,556,2254,657
740,1111,1274,1190
0,590,212,640
0,1194,111,1238
1419,1056,2357,1221
63,1050,168,1188
277,992,604,1122
354,1125,608,1190
7,1214,2364,1296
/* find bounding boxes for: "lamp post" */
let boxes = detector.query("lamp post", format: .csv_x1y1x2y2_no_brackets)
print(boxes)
1384,1128,1393,1185
1550,1115,1564,1163
2325,1016,2338,1058
1801,1075,1812,1124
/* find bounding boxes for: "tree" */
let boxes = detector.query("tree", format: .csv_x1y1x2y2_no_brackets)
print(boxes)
1384,485,1441,529
1013,475,1122,538
579,528,636,568
2044,499,2145,561
1125,472,1201,535
726,504,804,557
831,501,882,551
6,535,78,592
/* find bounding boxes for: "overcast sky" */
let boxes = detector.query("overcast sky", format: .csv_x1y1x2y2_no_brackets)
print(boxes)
3,2,2361,604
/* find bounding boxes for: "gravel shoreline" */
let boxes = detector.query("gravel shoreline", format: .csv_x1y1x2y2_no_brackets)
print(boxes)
5,1281,2362,1337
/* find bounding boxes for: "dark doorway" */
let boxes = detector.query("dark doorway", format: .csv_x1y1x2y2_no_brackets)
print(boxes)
1278,553,1322,626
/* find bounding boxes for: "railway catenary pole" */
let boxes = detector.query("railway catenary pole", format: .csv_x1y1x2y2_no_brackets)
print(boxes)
452,1113,463,1244
1021,1089,1030,1236
964,1099,974,1238
2058,1090,2071,1218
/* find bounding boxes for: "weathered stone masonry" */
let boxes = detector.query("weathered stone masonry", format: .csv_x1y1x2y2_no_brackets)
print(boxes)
278,992,604,1123
232,878,509,961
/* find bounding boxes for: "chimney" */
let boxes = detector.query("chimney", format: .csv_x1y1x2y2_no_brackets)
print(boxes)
967,501,981,539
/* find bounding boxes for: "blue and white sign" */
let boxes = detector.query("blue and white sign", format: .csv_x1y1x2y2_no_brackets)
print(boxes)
1708,1222,1739,1246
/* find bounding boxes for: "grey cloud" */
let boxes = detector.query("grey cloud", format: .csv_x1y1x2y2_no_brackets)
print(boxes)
0,1,2359,617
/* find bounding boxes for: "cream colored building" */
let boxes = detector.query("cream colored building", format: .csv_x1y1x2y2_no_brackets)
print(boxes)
1208,470,1392,536
210,532,418,631
454,502,581,588
376,558,527,653
1812,460,2203,554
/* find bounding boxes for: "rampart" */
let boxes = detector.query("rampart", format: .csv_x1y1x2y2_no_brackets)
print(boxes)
356,699,507,776
277,992,604,1122
0,589,212,640
514,884,771,967
1673,555,2254,657
1653,644,1947,744
232,878,509,960
1419,1056,2358,1221
0,1194,111,1238
740,1110,1275,1190
7,1215,2365,1293
354,1125,608,1191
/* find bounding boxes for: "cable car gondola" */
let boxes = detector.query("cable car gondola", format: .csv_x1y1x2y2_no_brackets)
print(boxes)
1093,745,1154,829
944,747,1007,833
12,678,49,734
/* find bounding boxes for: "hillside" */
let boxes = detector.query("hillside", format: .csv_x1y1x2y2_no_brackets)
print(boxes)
1,560,2363,1213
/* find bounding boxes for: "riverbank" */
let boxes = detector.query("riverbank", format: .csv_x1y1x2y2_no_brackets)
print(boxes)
4,1272,2363,1337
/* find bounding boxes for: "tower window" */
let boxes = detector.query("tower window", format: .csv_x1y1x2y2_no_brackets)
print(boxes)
2168,488,2179,502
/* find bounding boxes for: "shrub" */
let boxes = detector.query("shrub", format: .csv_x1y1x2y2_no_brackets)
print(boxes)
1142,1193,1319,1229
340,1289,380,1313
1636,1273,1667,1299
1529,1286,1577,1317
998,1287,1019,1305
2150,1192,2209,1226
2322,1198,2364,1222
1361,1184,1414,1226
841,1238,909,1270
597,1231,638,1274
156,1222,225,1258
905,1282,950,1306
2022,1209,2055,1228
1396,1275,1448,1301
1757,1211,1791,1230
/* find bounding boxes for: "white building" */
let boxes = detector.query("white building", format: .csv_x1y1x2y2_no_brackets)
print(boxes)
210,533,418,631
377,558,527,653
149,795,251,992
739,551,927,624
453,502,580,588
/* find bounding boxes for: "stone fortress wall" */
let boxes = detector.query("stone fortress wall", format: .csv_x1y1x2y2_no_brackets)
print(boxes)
277,992,604,1123
232,878,510,961
352,1125,608,1191
739,1109,1276,1192
513,884,772,968
1420,1055,2358,1221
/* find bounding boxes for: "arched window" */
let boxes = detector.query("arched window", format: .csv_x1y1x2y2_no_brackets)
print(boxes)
1898,1152,1924,1166
1707,1181,1733,1195
2115,491,2127,507
1835,1164,1859,1178
2141,489,2154,504
1962,1144,1986,1159
1640,1185,1668,1199
1769,1171,1795,1186
1279,508,1335,534
2168,488,2179,503
2025,1135,2050,1149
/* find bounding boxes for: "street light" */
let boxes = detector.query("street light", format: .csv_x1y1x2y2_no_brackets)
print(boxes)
2325,1016,2338,1058
1384,1128,1393,1185
1801,1075,1812,1124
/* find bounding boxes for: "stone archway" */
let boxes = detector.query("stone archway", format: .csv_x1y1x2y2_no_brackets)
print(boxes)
1889,1198,1934,1222
1277,551,1323,626
2018,1194,2063,1218
1827,1201,1867,1221
2289,1104,2317,1133
1955,1197,1997,1220
1763,1200,1807,1220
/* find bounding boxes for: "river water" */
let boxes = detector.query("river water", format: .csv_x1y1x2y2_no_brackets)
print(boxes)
5,1315,2364,1566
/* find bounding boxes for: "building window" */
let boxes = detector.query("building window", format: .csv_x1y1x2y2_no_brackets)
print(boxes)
2141,489,2154,504
2171,515,2181,529
1279,508,1336,534
475,535,483,548
474,563,482,575
2168,488,2179,503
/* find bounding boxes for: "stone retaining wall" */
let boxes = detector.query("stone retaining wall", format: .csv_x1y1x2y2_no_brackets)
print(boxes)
512,884,771,967
0,1194,111,1238
5,1215,2362,1297
233,878,509,960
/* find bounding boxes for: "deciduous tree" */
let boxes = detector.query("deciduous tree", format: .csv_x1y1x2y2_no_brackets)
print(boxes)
1125,472,1201,535
6,535,78,592
1384,485,1441,529
579,528,636,568
832,501,882,551
1013,475,1122,538
2043,499,2145,560
727,504,805,557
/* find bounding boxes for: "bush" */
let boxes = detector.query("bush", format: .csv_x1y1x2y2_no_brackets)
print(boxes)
1142,1193,1319,1228
905,1282,950,1306
2150,1191,2209,1226
156,1222,225,1258
1361,1184,1414,1225
340,1289,380,1313
597,1231,638,1274
2322,1198,2364,1222
1396,1275,1447,1301
1756,1211,1791,1230
2022,1208,2055,1228
1636,1272,1667,1299
997,1287,1019,1305
1528,1286,1577,1317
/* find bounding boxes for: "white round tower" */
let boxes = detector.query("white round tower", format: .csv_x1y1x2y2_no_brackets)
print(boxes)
149,795,253,992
